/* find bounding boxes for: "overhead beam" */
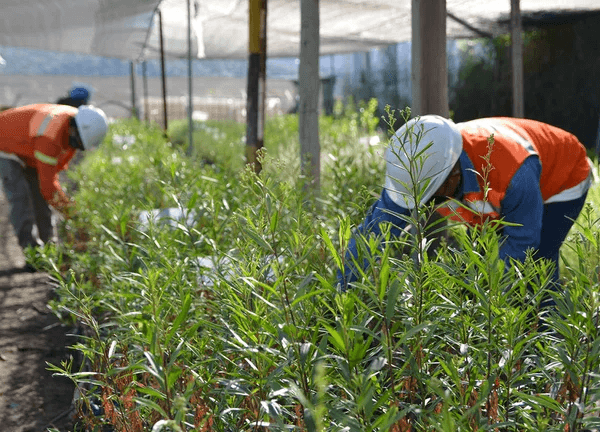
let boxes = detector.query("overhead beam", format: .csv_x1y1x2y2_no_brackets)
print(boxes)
411,0,449,118
447,12,493,39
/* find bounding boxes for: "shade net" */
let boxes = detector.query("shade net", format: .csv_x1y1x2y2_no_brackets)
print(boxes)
1,0,599,60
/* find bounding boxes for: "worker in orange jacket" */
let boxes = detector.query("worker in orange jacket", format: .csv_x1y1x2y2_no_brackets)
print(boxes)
0,103,108,257
339,115,593,308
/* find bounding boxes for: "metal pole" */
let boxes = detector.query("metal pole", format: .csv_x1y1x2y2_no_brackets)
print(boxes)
186,0,194,156
246,0,259,170
130,61,138,119
330,54,335,76
142,60,149,123
245,0,266,174
158,8,169,132
258,0,266,169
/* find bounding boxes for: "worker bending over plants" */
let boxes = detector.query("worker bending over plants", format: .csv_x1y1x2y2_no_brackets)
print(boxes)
0,103,108,266
338,114,593,308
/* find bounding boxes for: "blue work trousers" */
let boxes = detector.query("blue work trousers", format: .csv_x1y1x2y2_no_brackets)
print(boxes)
536,192,588,308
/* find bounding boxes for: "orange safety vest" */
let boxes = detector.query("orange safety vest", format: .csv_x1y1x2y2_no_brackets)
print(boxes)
437,117,591,226
0,104,78,208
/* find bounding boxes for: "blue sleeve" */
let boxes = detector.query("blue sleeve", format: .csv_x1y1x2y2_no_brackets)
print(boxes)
499,156,543,263
337,189,410,288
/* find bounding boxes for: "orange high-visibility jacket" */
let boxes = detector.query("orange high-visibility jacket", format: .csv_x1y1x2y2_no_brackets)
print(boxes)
0,104,78,209
437,117,591,225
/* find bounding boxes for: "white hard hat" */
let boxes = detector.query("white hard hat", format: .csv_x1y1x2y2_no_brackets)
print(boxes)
384,115,463,209
75,105,108,150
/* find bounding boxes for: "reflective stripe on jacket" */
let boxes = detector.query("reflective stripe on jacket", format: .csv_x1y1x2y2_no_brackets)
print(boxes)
0,104,78,207
437,117,591,226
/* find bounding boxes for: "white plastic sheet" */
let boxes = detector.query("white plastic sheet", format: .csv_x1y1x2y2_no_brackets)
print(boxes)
1,0,599,60
0,0,160,59
196,254,285,288
136,207,285,288
138,207,197,230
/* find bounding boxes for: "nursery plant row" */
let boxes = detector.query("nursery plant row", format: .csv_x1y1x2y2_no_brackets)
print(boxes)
39,104,600,431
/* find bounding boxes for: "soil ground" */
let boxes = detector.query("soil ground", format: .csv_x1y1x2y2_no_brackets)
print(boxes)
0,187,76,432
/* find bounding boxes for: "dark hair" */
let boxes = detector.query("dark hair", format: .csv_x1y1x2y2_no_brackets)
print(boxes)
57,97,86,108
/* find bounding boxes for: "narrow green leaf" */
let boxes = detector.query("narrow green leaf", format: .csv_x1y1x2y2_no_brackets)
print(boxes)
270,211,279,233
165,293,192,345
242,227,274,253
134,397,169,418
135,385,167,400
321,227,342,269
143,351,165,387
187,191,198,210
323,324,346,352
385,279,400,323
291,288,329,307
512,391,564,412
167,366,183,388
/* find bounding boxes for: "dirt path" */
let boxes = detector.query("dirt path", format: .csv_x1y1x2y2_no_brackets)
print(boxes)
0,188,75,432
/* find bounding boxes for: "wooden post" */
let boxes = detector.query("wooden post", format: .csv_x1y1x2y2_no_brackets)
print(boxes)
410,0,449,251
246,0,267,174
158,8,169,132
411,0,448,117
299,0,320,194
511,0,524,118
